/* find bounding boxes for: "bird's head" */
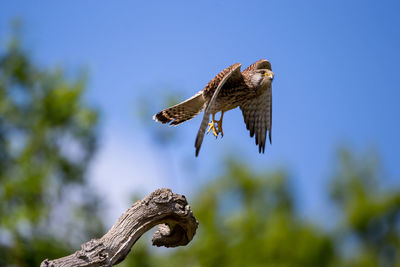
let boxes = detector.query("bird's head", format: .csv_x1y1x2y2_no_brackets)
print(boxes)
250,69,274,89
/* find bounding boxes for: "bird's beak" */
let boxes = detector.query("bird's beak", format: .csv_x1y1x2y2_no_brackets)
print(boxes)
265,72,274,79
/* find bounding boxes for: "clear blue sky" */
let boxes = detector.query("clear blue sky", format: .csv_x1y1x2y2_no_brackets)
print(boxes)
1,0,399,225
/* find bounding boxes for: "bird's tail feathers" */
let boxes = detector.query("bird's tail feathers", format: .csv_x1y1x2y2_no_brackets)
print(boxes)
153,92,206,125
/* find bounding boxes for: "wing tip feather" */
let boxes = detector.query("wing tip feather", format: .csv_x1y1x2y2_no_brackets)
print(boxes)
269,130,272,144
153,111,171,124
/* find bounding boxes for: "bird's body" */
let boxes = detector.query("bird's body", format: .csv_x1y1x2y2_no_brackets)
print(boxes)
153,59,274,156
203,66,248,113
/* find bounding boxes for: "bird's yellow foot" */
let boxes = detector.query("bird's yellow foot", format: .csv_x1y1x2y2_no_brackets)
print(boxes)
206,112,224,138
207,121,219,138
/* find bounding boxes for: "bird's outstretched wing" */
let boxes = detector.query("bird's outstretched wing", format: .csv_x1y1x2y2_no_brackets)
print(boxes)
240,87,272,153
195,63,242,156
243,59,272,73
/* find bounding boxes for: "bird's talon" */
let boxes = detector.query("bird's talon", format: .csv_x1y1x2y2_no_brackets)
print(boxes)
207,122,219,137
216,120,223,137
206,123,215,135
207,112,224,138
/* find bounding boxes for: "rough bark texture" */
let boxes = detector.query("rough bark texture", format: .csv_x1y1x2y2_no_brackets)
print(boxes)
41,188,198,267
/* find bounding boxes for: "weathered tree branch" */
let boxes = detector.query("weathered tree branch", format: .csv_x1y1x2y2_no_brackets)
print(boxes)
41,188,198,267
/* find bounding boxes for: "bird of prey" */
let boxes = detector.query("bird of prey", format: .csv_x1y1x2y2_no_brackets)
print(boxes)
153,59,274,156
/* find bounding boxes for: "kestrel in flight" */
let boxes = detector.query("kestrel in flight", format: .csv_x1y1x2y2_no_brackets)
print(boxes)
153,59,274,156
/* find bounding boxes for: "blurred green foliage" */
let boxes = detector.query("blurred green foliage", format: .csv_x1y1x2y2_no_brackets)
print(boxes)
0,27,104,266
121,151,400,267
330,150,400,267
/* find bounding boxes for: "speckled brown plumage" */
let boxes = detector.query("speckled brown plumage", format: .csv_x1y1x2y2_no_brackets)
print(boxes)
154,91,205,125
153,59,274,156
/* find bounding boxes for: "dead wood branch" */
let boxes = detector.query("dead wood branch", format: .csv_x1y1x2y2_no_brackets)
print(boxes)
41,188,198,267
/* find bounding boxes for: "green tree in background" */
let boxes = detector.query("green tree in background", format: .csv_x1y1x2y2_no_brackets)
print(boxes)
121,150,400,267
0,27,104,266
331,150,400,267
163,160,334,267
